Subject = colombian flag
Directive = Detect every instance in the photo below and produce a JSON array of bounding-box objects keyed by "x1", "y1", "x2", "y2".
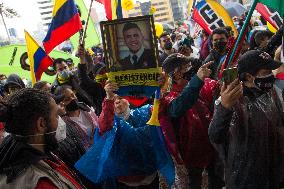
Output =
[
  {"x1": 43, "y1": 0, "x2": 82, "y2": 53},
  {"x1": 97, "y1": 0, "x2": 122, "y2": 20},
  {"x1": 24, "y1": 31, "x2": 53, "y2": 85}
]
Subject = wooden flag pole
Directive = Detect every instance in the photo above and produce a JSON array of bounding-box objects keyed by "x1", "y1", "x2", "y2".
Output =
[{"x1": 80, "y1": 0, "x2": 94, "y2": 45}]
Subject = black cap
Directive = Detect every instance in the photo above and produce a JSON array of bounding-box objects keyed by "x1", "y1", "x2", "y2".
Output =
[
  {"x1": 162, "y1": 53, "x2": 191, "y2": 74},
  {"x1": 237, "y1": 50, "x2": 281, "y2": 76}
]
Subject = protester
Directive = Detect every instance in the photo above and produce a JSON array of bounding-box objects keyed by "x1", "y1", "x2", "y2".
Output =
[
  {"x1": 52, "y1": 85, "x2": 101, "y2": 189},
  {"x1": 54, "y1": 85, "x2": 96, "y2": 150},
  {"x1": 0, "y1": 88, "x2": 85, "y2": 188},
  {"x1": 203, "y1": 28, "x2": 229, "y2": 80},
  {"x1": 160, "y1": 53, "x2": 223, "y2": 189},
  {"x1": 52, "y1": 57, "x2": 93, "y2": 109},
  {"x1": 159, "y1": 32, "x2": 176, "y2": 63},
  {"x1": 33, "y1": 81, "x2": 51, "y2": 92},
  {"x1": 261, "y1": 26, "x2": 283, "y2": 57},
  {"x1": 199, "y1": 30, "x2": 210, "y2": 61},
  {"x1": 3, "y1": 74, "x2": 25, "y2": 96},
  {"x1": 209, "y1": 50, "x2": 284, "y2": 188},
  {"x1": 75, "y1": 80, "x2": 175, "y2": 189},
  {"x1": 177, "y1": 40, "x2": 203, "y2": 81},
  {"x1": 77, "y1": 45, "x2": 106, "y2": 115}
]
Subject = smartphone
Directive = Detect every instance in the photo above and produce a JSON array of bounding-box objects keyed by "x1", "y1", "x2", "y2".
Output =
[{"x1": 223, "y1": 67, "x2": 238, "y2": 85}]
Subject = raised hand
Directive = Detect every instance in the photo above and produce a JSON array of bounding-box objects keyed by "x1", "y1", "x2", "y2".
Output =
[
  {"x1": 104, "y1": 80, "x2": 119, "y2": 100},
  {"x1": 220, "y1": 79, "x2": 243, "y2": 109},
  {"x1": 197, "y1": 61, "x2": 213, "y2": 81}
]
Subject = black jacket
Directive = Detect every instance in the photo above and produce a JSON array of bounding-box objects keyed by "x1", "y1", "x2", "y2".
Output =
[
  {"x1": 119, "y1": 49, "x2": 157, "y2": 70},
  {"x1": 262, "y1": 26, "x2": 283, "y2": 57},
  {"x1": 77, "y1": 64, "x2": 105, "y2": 115},
  {"x1": 209, "y1": 87, "x2": 284, "y2": 189}
]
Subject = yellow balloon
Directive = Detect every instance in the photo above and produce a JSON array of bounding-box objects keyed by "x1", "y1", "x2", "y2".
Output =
[
  {"x1": 154, "y1": 22, "x2": 163, "y2": 37},
  {"x1": 267, "y1": 22, "x2": 277, "y2": 33},
  {"x1": 121, "y1": 0, "x2": 134, "y2": 11},
  {"x1": 149, "y1": 6, "x2": 156, "y2": 14}
]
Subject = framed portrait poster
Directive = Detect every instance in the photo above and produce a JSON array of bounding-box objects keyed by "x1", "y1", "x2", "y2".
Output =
[{"x1": 100, "y1": 15, "x2": 161, "y2": 97}]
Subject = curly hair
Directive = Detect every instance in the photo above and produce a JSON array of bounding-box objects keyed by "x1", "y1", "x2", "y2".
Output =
[{"x1": 0, "y1": 88, "x2": 52, "y2": 136}]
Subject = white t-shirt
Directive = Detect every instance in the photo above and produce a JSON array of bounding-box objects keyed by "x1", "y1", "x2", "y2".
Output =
[{"x1": 70, "y1": 110, "x2": 93, "y2": 136}]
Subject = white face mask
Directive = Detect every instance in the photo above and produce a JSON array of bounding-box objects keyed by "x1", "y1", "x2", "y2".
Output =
[
  {"x1": 55, "y1": 116, "x2": 67, "y2": 142},
  {"x1": 15, "y1": 116, "x2": 67, "y2": 144}
]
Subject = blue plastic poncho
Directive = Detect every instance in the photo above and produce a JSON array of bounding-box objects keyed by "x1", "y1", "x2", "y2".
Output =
[{"x1": 75, "y1": 105, "x2": 175, "y2": 186}]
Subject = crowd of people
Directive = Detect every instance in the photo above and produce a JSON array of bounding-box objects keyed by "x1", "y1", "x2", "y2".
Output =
[{"x1": 0, "y1": 14, "x2": 284, "y2": 189}]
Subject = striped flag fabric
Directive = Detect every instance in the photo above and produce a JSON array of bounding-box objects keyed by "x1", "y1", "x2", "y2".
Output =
[
  {"x1": 24, "y1": 31, "x2": 53, "y2": 84},
  {"x1": 43, "y1": 0, "x2": 82, "y2": 53}
]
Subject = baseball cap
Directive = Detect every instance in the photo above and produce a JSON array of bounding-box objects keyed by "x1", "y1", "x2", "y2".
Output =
[
  {"x1": 162, "y1": 53, "x2": 192, "y2": 74},
  {"x1": 237, "y1": 50, "x2": 281, "y2": 76}
]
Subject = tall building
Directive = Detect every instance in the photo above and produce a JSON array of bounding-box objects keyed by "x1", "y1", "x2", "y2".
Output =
[
  {"x1": 169, "y1": 0, "x2": 184, "y2": 22},
  {"x1": 151, "y1": 0, "x2": 174, "y2": 24},
  {"x1": 123, "y1": 1, "x2": 143, "y2": 18},
  {"x1": 8, "y1": 28, "x2": 17, "y2": 38},
  {"x1": 37, "y1": 0, "x2": 53, "y2": 31},
  {"x1": 123, "y1": 0, "x2": 174, "y2": 25}
]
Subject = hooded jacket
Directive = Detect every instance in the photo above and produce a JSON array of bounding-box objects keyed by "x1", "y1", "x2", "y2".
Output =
[
  {"x1": 209, "y1": 87, "x2": 284, "y2": 189},
  {"x1": 159, "y1": 76, "x2": 219, "y2": 168},
  {"x1": 3, "y1": 74, "x2": 25, "y2": 92}
]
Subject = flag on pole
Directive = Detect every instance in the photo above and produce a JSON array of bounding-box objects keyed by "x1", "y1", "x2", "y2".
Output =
[
  {"x1": 97, "y1": 0, "x2": 122, "y2": 20},
  {"x1": 192, "y1": 0, "x2": 238, "y2": 37},
  {"x1": 43, "y1": 0, "x2": 82, "y2": 53},
  {"x1": 24, "y1": 31, "x2": 53, "y2": 85},
  {"x1": 258, "y1": 0, "x2": 284, "y2": 16},
  {"x1": 256, "y1": 3, "x2": 283, "y2": 30},
  {"x1": 187, "y1": 0, "x2": 196, "y2": 17}
]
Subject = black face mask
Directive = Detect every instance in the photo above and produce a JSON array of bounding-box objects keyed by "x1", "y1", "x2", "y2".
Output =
[
  {"x1": 164, "y1": 42, "x2": 173, "y2": 50},
  {"x1": 214, "y1": 41, "x2": 227, "y2": 53},
  {"x1": 66, "y1": 99, "x2": 80, "y2": 112},
  {"x1": 254, "y1": 74, "x2": 275, "y2": 92}
]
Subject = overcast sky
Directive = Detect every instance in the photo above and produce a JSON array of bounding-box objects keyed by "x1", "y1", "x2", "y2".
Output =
[
  {"x1": 0, "y1": 0, "x2": 108, "y2": 39},
  {"x1": 0, "y1": 0, "x2": 148, "y2": 39}
]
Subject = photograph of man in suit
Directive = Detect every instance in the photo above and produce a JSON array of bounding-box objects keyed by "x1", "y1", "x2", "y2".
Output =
[{"x1": 119, "y1": 22, "x2": 157, "y2": 70}]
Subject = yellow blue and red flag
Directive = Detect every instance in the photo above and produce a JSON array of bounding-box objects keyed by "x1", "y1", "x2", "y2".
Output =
[
  {"x1": 43, "y1": 0, "x2": 82, "y2": 53},
  {"x1": 97, "y1": 0, "x2": 122, "y2": 20},
  {"x1": 24, "y1": 31, "x2": 53, "y2": 85}
]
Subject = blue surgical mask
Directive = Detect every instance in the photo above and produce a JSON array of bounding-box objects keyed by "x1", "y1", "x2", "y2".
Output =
[{"x1": 58, "y1": 70, "x2": 71, "y2": 84}]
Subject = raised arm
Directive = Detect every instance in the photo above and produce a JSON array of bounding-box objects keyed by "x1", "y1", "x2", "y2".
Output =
[
  {"x1": 168, "y1": 61, "x2": 213, "y2": 118},
  {"x1": 98, "y1": 81, "x2": 118, "y2": 135},
  {"x1": 209, "y1": 79, "x2": 242, "y2": 144}
]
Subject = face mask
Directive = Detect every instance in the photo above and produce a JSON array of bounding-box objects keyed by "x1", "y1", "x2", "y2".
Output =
[
  {"x1": 164, "y1": 41, "x2": 173, "y2": 50},
  {"x1": 58, "y1": 70, "x2": 71, "y2": 84},
  {"x1": 65, "y1": 99, "x2": 79, "y2": 112},
  {"x1": 15, "y1": 116, "x2": 66, "y2": 146},
  {"x1": 55, "y1": 116, "x2": 67, "y2": 142},
  {"x1": 254, "y1": 73, "x2": 275, "y2": 92},
  {"x1": 115, "y1": 107, "x2": 131, "y2": 120},
  {"x1": 234, "y1": 22, "x2": 239, "y2": 27},
  {"x1": 214, "y1": 41, "x2": 227, "y2": 53}
]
